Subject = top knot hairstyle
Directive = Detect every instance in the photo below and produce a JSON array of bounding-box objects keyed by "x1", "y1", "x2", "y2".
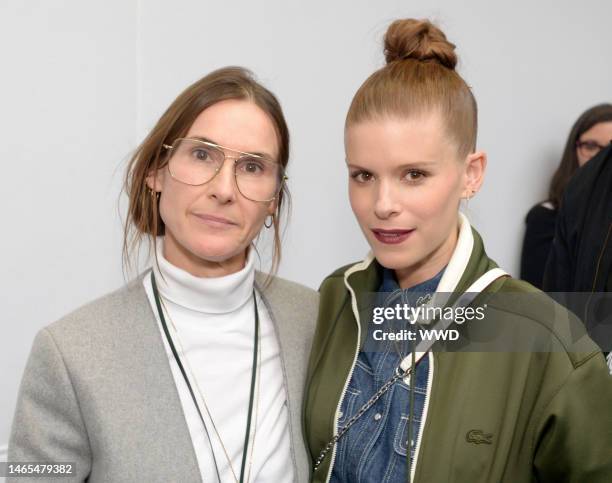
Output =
[
  {"x1": 347, "y1": 18, "x2": 477, "y2": 158},
  {"x1": 383, "y1": 19, "x2": 458, "y2": 69}
]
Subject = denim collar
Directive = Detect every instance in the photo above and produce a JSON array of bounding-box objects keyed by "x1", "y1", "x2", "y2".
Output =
[{"x1": 379, "y1": 266, "x2": 445, "y2": 294}]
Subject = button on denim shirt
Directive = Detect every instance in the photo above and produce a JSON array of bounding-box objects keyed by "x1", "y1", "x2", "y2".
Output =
[{"x1": 330, "y1": 267, "x2": 444, "y2": 483}]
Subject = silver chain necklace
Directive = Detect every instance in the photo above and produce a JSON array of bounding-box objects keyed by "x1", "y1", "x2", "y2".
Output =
[
  {"x1": 314, "y1": 289, "x2": 434, "y2": 471},
  {"x1": 313, "y1": 363, "x2": 412, "y2": 470}
]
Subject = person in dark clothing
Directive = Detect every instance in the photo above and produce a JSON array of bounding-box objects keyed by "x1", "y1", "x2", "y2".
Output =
[
  {"x1": 543, "y1": 142, "x2": 612, "y2": 293},
  {"x1": 521, "y1": 104, "x2": 612, "y2": 288},
  {"x1": 543, "y1": 143, "x2": 612, "y2": 369},
  {"x1": 520, "y1": 201, "x2": 557, "y2": 288}
]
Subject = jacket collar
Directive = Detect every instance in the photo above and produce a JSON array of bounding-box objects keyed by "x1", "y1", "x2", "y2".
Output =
[{"x1": 344, "y1": 213, "x2": 498, "y2": 311}]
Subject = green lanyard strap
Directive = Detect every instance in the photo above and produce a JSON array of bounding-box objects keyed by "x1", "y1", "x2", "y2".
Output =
[{"x1": 151, "y1": 272, "x2": 259, "y2": 483}]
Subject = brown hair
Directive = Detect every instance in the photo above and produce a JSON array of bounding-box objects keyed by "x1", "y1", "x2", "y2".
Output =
[
  {"x1": 122, "y1": 66, "x2": 291, "y2": 276},
  {"x1": 548, "y1": 103, "x2": 612, "y2": 209},
  {"x1": 346, "y1": 19, "x2": 477, "y2": 158}
]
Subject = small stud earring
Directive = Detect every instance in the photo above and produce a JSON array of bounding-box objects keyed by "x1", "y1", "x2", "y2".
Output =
[{"x1": 463, "y1": 190, "x2": 475, "y2": 211}]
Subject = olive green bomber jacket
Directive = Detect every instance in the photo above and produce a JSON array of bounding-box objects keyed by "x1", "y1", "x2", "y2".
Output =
[{"x1": 303, "y1": 215, "x2": 612, "y2": 483}]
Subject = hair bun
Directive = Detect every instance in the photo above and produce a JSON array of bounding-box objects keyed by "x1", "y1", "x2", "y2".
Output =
[{"x1": 384, "y1": 19, "x2": 457, "y2": 70}]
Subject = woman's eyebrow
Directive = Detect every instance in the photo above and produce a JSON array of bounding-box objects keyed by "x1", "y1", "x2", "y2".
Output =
[
  {"x1": 346, "y1": 160, "x2": 438, "y2": 169},
  {"x1": 395, "y1": 161, "x2": 438, "y2": 169},
  {"x1": 189, "y1": 135, "x2": 217, "y2": 144}
]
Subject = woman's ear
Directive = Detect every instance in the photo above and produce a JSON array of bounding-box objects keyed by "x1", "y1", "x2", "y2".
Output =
[
  {"x1": 267, "y1": 198, "x2": 278, "y2": 216},
  {"x1": 145, "y1": 168, "x2": 164, "y2": 193},
  {"x1": 463, "y1": 150, "x2": 487, "y2": 198}
]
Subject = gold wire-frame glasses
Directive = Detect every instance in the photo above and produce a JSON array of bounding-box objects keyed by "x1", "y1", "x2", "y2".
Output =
[{"x1": 161, "y1": 137, "x2": 288, "y2": 202}]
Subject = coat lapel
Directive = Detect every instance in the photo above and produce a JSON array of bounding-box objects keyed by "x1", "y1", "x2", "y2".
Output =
[{"x1": 119, "y1": 275, "x2": 203, "y2": 482}]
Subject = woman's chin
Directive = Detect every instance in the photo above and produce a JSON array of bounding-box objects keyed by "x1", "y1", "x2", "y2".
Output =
[
  {"x1": 373, "y1": 250, "x2": 420, "y2": 272},
  {"x1": 189, "y1": 242, "x2": 246, "y2": 265}
]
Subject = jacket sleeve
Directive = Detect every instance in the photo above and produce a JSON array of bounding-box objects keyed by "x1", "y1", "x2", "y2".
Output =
[
  {"x1": 7, "y1": 328, "x2": 91, "y2": 482},
  {"x1": 542, "y1": 200, "x2": 575, "y2": 292},
  {"x1": 520, "y1": 205, "x2": 556, "y2": 289},
  {"x1": 533, "y1": 351, "x2": 612, "y2": 482}
]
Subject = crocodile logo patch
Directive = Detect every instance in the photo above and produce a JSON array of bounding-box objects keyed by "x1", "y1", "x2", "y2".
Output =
[{"x1": 466, "y1": 429, "x2": 493, "y2": 445}]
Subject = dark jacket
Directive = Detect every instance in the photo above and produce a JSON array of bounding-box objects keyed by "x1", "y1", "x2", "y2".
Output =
[
  {"x1": 520, "y1": 202, "x2": 557, "y2": 289},
  {"x1": 543, "y1": 143, "x2": 612, "y2": 293}
]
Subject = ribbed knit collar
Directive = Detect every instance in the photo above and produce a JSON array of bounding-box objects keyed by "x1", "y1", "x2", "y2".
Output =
[{"x1": 152, "y1": 238, "x2": 255, "y2": 314}]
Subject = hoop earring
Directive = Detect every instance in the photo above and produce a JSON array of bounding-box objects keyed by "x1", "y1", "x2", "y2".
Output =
[
  {"x1": 150, "y1": 188, "x2": 160, "y2": 200},
  {"x1": 264, "y1": 215, "x2": 274, "y2": 229}
]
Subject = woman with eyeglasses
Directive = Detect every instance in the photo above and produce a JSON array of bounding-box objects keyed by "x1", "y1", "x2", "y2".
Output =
[
  {"x1": 520, "y1": 103, "x2": 612, "y2": 289},
  {"x1": 8, "y1": 67, "x2": 317, "y2": 483},
  {"x1": 303, "y1": 19, "x2": 612, "y2": 483}
]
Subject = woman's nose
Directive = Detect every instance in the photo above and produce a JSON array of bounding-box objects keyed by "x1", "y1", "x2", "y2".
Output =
[
  {"x1": 374, "y1": 180, "x2": 400, "y2": 219},
  {"x1": 207, "y1": 158, "x2": 237, "y2": 203}
]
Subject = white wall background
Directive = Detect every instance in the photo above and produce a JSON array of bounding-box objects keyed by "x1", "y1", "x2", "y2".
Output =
[{"x1": 1, "y1": 0, "x2": 611, "y2": 457}]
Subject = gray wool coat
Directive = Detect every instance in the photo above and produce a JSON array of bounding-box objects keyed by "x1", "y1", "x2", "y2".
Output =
[{"x1": 8, "y1": 271, "x2": 318, "y2": 483}]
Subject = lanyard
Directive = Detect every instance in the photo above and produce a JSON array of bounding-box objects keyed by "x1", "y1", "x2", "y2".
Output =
[{"x1": 151, "y1": 272, "x2": 259, "y2": 483}]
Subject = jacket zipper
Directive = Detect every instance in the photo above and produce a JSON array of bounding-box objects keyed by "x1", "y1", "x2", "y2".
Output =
[
  {"x1": 408, "y1": 268, "x2": 508, "y2": 481},
  {"x1": 409, "y1": 351, "x2": 434, "y2": 483},
  {"x1": 590, "y1": 222, "x2": 612, "y2": 292},
  {"x1": 324, "y1": 277, "x2": 363, "y2": 483}
]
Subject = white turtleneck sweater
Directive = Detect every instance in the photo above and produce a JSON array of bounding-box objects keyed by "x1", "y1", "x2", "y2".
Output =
[{"x1": 143, "y1": 241, "x2": 293, "y2": 483}]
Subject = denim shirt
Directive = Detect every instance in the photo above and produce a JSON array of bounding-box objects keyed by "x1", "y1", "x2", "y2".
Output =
[{"x1": 330, "y1": 267, "x2": 444, "y2": 483}]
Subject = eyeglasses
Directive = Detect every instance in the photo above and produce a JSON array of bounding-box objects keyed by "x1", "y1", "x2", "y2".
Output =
[
  {"x1": 162, "y1": 138, "x2": 287, "y2": 202},
  {"x1": 576, "y1": 139, "x2": 609, "y2": 159}
]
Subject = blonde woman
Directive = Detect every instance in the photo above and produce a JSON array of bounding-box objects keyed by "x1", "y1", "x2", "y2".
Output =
[{"x1": 304, "y1": 19, "x2": 612, "y2": 483}]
